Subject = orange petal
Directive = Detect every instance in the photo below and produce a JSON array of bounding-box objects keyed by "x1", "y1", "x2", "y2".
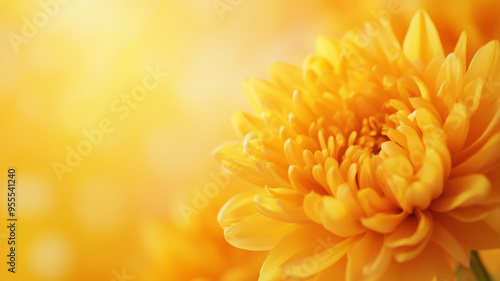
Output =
[
  {"x1": 213, "y1": 142, "x2": 268, "y2": 185},
  {"x1": 386, "y1": 209, "x2": 432, "y2": 248},
  {"x1": 403, "y1": 10, "x2": 444, "y2": 65},
  {"x1": 244, "y1": 78, "x2": 291, "y2": 113},
  {"x1": 443, "y1": 103, "x2": 469, "y2": 153},
  {"x1": 218, "y1": 190, "x2": 258, "y2": 228},
  {"x1": 224, "y1": 212, "x2": 297, "y2": 251},
  {"x1": 282, "y1": 236, "x2": 354, "y2": 279},
  {"x1": 319, "y1": 196, "x2": 366, "y2": 237},
  {"x1": 380, "y1": 242, "x2": 454, "y2": 281},
  {"x1": 357, "y1": 188, "x2": 396, "y2": 217},
  {"x1": 431, "y1": 174, "x2": 491, "y2": 212},
  {"x1": 313, "y1": 257, "x2": 347, "y2": 281},
  {"x1": 431, "y1": 222, "x2": 470, "y2": 266},
  {"x1": 434, "y1": 213, "x2": 500, "y2": 250},
  {"x1": 231, "y1": 110, "x2": 265, "y2": 138},
  {"x1": 451, "y1": 132, "x2": 500, "y2": 177},
  {"x1": 315, "y1": 36, "x2": 343, "y2": 71},
  {"x1": 361, "y1": 211, "x2": 408, "y2": 234},
  {"x1": 453, "y1": 31, "x2": 467, "y2": 72},
  {"x1": 303, "y1": 191, "x2": 322, "y2": 224},
  {"x1": 269, "y1": 61, "x2": 304, "y2": 94},
  {"x1": 346, "y1": 232, "x2": 392, "y2": 281},
  {"x1": 259, "y1": 225, "x2": 334, "y2": 281},
  {"x1": 464, "y1": 40, "x2": 499, "y2": 84},
  {"x1": 446, "y1": 205, "x2": 493, "y2": 222},
  {"x1": 254, "y1": 190, "x2": 309, "y2": 223}
]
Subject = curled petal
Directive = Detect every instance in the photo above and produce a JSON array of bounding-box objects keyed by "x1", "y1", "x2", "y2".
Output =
[
  {"x1": 282, "y1": 236, "x2": 354, "y2": 279},
  {"x1": 224, "y1": 212, "x2": 297, "y2": 251},
  {"x1": 259, "y1": 225, "x2": 337, "y2": 281},
  {"x1": 346, "y1": 232, "x2": 393, "y2": 281},
  {"x1": 319, "y1": 196, "x2": 366, "y2": 237},
  {"x1": 386, "y1": 209, "x2": 432, "y2": 248},
  {"x1": 361, "y1": 211, "x2": 408, "y2": 234},
  {"x1": 434, "y1": 213, "x2": 500, "y2": 250},
  {"x1": 451, "y1": 132, "x2": 500, "y2": 176},
  {"x1": 218, "y1": 190, "x2": 258, "y2": 228},
  {"x1": 431, "y1": 174, "x2": 491, "y2": 212},
  {"x1": 254, "y1": 189, "x2": 310, "y2": 223}
]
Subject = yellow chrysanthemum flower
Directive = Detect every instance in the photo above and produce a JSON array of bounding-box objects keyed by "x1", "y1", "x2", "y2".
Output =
[{"x1": 214, "y1": 9, "x2": 500, "y2": 281}]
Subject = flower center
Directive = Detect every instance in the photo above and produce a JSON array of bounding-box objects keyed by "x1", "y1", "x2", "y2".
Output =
[{"x1": 340, "y1": 115, "x2": 390, "y2": 163}]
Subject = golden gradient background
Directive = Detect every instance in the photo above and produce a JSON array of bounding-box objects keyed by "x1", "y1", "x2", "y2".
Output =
[{"x1": 0, "y1": 1, "x2": 499, "y2": 280}]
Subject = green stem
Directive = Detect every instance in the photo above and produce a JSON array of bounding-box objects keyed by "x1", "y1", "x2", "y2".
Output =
[{"x1": 470, "y1": 250, "x2": 492, "y2": 281}]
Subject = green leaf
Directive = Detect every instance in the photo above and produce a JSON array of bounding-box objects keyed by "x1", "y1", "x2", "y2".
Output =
[{"x1": 470, "y1": 250, "x2": 492, "y2": 281}]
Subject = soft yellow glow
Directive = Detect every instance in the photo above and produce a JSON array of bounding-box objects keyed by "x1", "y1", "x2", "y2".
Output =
[{"x1": 0, "y1": 0, "x2": 498, "y2": 280}]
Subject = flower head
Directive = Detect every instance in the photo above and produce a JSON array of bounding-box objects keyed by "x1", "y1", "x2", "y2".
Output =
[{"x1": 215, "y1": 10, "x2": 500, "y2": 281}]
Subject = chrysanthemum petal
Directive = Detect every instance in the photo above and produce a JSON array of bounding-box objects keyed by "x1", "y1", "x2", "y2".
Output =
[
  {"x1": 421, "y1": 126, "x2": 451, "y2": 179},
  {"x1": 436, "y1": 54, "x2": 464, "y2": 100},
  {"x1": 431, "y1": 222, "x2": 469, "y2": 266},
  {"x1": 386, "y1": 209, "x2": 432, "y2": 248},
  {"x1": 289, "y1": 164, "x2": 324, "y2": 195},
  {"x1": 223, "y1": 212, "x2": 297, "y2": 251},
  {"x1": 403, "y1": 181, "x2": 432, "y2": 211},
  {"x1": 244, "y1": 78, "x2": 292, "y2": 113},
  {"x1": 484, "y1": 166, "x2": 500, "y2": 205},
  {"x1": 458, "y1": 99, "x2": 500, "y2": 162},
  {"x1": 293, "y1": 90, "x2": 316, "y2": 124},
  {"x1": 431, "y1": 174, "x2": 491, "y2": 212},
  {"x1": 392, "y1": 235, "x2": 431, "y2": 263},
  {"x1": 303, "y1": 191, "x2": 323, "y2": 224},
  {"x1": 218, "y1": 190, "x2": 258, "y2": 228},
  {"x1": 453, "y1": 31, "x2": 467, "y2": 72},
  {"x1": 464, "y1": 40, "x2": 500, "y2": 84},
  {"x1": 282, "y1": 236, "x2": 353, "y2": 279},
  {"x1": 254, "y1": 189, "x2": 309, "y2": 223},
  {"x1": 361, "y1": 211, "x2": 408, "y2": 234},
  {"x1": 231, "y1": 111, "x2": 266, "y2": 138},
  {"x1": 443, "y1": 102, "x2": 469, "y2": 152},
  {"x1": 434, "y1": 213, "x2": 500, "y2": 250},
  {"x1": 313, "y1": 257, "x2": 347, "y2": 281},
  {"x1": 357, "y1": 188, "x2": 396, "y2": 217},
  {"x1": 259, "y1": 225, "x2": 336, "y2": 281},
  {"x1": 403, "y1": 10, "x2": 444, "y2": 65},
  {"x1": 357, "y1": 157, "x2": 381, "y2": 192},
  {"x1": 320, "y1": 195, "x2": 366, "y2": 237},
  {"x1": 380, "y1": 243, "x2": 455, "y2": 281},
  {"x1": 411, "y1": 99, "x2": 442, "y2": 126},
  {"x1": 461, "y1": 78, "x2": 484, "y2": 115},
  {"x1": 346, "y1": 232, "x2": 392, "y2": 281},
  {"x1": 213, "y1": 142, "x2": 269, "y2": 185},
  {"x1": 315, "y1": 36, "x2": 343, "y2": 72},
  {"x1": 451, "y1": 132, "x2": 500, "y2": 176},
  {"x1": 269, "y1": 61, "x2": 304, "y2": 94},
  {"x1": 446, "y1": 205, "x2": 493, "y2": 222},
  {"x1": 411, "y1": 148, "x2": 445, "y2": 203}
]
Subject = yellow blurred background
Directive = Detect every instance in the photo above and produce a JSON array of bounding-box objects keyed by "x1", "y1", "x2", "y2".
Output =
[{"x1": 0, "y1": 0, "x2": 498, "y2": 280}]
